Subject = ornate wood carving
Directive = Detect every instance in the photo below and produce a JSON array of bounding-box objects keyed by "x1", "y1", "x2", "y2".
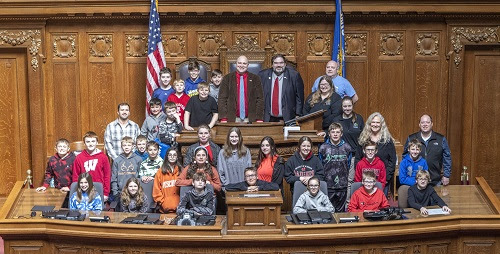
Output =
[
  {"x1": 380, "y1": 33, "x2": 404, "y2": 56},
  {"x1": 307, "y1": 33, "x2": 331, "y2": 56},
  {"x1": 0, "y1": 30, "x2": 41, "y2": 71},
  {"x1": 381, "y1": 247, "x2": 407, "y2": 254},
  {"x1": 163, "y1": 33, "x2": 186, "y2": 57},
  {"x1": 125, "y1": 35, "x2": 147, "y2": 57},
  {"x1": 450, "y1": 26, "x2": 499, "y2": 67},
  {"x1": 53, "y1": 35, "x2": 76, "y2": 58},
  {"x1": 416, "y1": 33, "x2": 439, "y2": 56},
  {"x1": 345, "y1": 33, "x2": 367, "y2": 56},
  {"x1": 232, "y1": 34, "x2": 261, "y2": 51},
  {"x1": 426, "y1": 243, "x2": 449, "y2": 254},
  {"x1": 198, "y1": 32, "x2": 222, "y2": 57},
  {"x1": 89, "y1": 35, "x2": 112, "y2": 57},
  {"x1": 413, "y1": 245, "x2": 421, "y2": 254},
  {"x1": 270, "y1": 33, "x2": 295, "y2": 56},
  {"x1": 463, "y1": 241, "x2": 495, "y2": 254},
  {"x1": 54, "y1": 244, "x2": 81, "y2": 253}
]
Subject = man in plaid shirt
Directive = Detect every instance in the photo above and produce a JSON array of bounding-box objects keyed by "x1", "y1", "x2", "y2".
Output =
[{"x1": 104, "y1": 103, "x2": 141, "y2": 160}]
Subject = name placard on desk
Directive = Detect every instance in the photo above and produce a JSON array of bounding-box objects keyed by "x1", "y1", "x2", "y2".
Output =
[{"x1": 239, "y1": 193, "x2": 274, "y2": 198}]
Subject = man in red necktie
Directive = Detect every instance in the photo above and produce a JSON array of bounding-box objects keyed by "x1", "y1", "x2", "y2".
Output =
[
  {"x1": 218, "y1": 55, "x2": 264, "y2": 123},
  {"x1": 258, "y1": 54, "x2": 304, "y2": 123}
]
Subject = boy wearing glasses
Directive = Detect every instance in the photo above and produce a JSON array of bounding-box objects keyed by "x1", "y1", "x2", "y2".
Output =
[
  {"x1": 225, "y1": 167, "x2": 279, "y2": 192},
  {"x1": 354, "y1": 141, "x2": 386, "y2": 188},
  {"x1": 408, "y1": 170, "x2": 451, "y2": 215},
  {"x1": 293, "y1": 177, "x2": 334, "y2": 214},
  {"x1": 347, "y1": 171, "x2": 389, "y2": 212}
]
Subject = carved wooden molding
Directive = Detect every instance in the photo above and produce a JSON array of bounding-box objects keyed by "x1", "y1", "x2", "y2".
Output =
[
  {"x1": 0, "y1": 30, "x2": 41, "y2": 71},
  {"x1": 198, "y1": 33, "x2": 222, "y2": 57},
  {"x1": 416, "y1": 33, "x2": 439, "y2": 56},
  {"x1": 53, "y1": 35, "x2": 76, "y2": 58},
  {"x1": 125, "y1": 35, "x2": 147, "y2": 57},
  {"x1": 232, "y1": 34, "x2": 260, "y2": 51},
  {"x1": 450, "y1": 26, "x2": 499, "y2": 67},
  {"x1": 380, "y1": 32, "x2": 404, "y2": 56},
  {"x1": 163, "y1": 33, "x2": 186, "y2": 58},
  {"x1": 270, "y1": 33, "x2": 295, "y2": 56},
  {"x1": 89, "y1": 35, "x2": 112, "y2": 57},
  {"x1": 413, "y1": 245, "x2": 421, "y2": 254},
  {"x1": 345, "y1": 33, "x2": 367, "y2": 56},
  {"x1": 307, "y1": 33, "x2": 331, "y2": 56}
]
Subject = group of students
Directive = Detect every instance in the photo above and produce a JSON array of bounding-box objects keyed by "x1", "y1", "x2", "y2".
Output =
[
  {"x1": 34, "y1": 59, "x2": 452, "y2": 216},
  {"x1": 149, "y1": 61, "x2": 222, "y2": 133},
  {"x1": 37, "y1": 122, "x2": 451, "y2": 217}
]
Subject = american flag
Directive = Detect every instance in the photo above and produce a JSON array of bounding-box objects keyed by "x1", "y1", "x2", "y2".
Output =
[{"x1": 146, "y1": 0, "x2": 166, "y2": 115}]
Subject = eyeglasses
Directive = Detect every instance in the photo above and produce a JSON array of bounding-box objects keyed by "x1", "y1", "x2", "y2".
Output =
[
  {"x1": 308, "y1": 184, "x2": 320, "y2": 188},
  {"x1": 245, "y1": 174, "x2": 257, "y2": 179}
]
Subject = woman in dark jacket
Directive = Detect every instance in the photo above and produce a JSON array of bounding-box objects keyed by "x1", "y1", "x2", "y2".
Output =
[{"x1": 303, "y1": 75, "x2": 342, "y2": 130}]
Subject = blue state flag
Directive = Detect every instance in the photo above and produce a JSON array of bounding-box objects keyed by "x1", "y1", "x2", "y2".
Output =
[{"x1": 332, "y1": 0, "x2": 345, "y2": 77}]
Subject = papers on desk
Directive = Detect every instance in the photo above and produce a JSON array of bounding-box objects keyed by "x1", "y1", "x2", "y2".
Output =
[
  {"x1": 427, "y1": 208, "x2": 450, "y2": 215},
  {"x1": 240, "y1": 193, "x2": 273, "y2": 198}
]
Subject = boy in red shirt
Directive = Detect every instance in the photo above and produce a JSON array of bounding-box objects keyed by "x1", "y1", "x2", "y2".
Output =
[
  {"x1": 354, "y1": 141, "x2": 386, "y2": 188},
  {"x1": 167, "y1": 79, "x2": 190, "y2": 123},
  {"x1": 72, "y1": 131, "x2": 111, "y2": 201},
  {"x1": 348, "y1": 171, "x2": 389, "y2": 212},
  {"x1": 36, "y1": 138, "x2": 76, "y2": 193}
]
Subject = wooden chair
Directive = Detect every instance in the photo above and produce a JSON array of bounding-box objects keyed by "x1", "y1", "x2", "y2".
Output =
[
  {"x1": 219, "y1": 35, "x2": 273, "y2": 75},
  {"x1": 175, "y1": 57, "x2": 212, "y2": 82},
  {"x1": 397, "y1": 185, "x2": 410, "y2": 208}
]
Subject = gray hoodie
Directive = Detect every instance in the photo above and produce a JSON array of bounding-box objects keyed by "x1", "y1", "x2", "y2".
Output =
[
  {"x1": 111, "y1": 153, "x2": 143, "y2": 198},
  {"x1": 141, "y1": 112, "x2": 167, "y2": 141},
  {"x1": 293, "y1": 190, "x2": 334, "y2": 214}
]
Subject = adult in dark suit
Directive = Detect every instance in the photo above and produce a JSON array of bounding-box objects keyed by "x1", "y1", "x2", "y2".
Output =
[
  {"x1": 259, "y1": 54, "x2": 305, "y2": 122},
  {"x1": 218, "y1": 55, "x2": 264, "y2": 123}
]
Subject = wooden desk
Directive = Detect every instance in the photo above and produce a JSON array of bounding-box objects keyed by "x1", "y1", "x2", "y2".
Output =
[
  {"x1": 1, "y1": 179, "x2": 499, "y2": 253},
  {"x1": 225, "y1": 191, "x2": 283, "y2": 234}
]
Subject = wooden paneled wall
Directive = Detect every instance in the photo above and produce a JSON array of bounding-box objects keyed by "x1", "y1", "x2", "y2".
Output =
[
  {"x1": 44, "y1": 19, "x2": 449, "y2": 146},
  {"x1": 0, "y1": 0, "x2": 498, "y2": 192}
]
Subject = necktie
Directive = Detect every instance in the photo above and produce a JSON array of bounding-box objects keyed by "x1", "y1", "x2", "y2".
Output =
[
  {"x1": 272, "y1": 77, "x2": 279, "y2": 116},
  {"x1": 239, "y1": 75, "x2": 245, "y2": 120}
]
